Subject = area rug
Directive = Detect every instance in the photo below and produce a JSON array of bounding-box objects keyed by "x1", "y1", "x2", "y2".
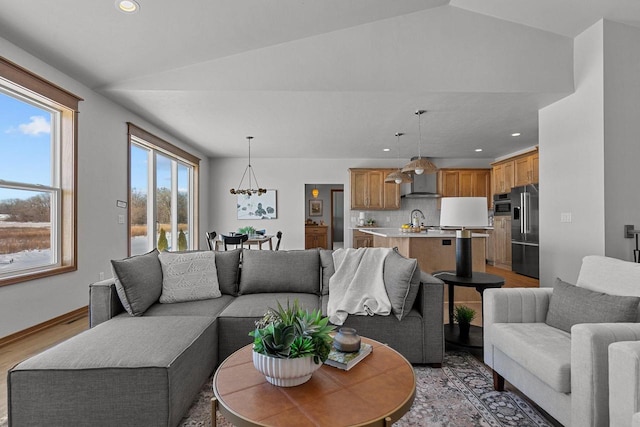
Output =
[{"x1": 179, "y1": 351, "x2": 555, "y2": 427}]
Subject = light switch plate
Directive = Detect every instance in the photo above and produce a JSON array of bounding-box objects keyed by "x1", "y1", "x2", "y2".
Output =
[{"x1": 560, "y1": 212, "x2": 572, "y2": 223}]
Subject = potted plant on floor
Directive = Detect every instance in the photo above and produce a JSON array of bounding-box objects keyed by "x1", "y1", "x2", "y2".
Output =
[
  {"x1": 249, "y1": 300, "x2": 335, "y2": 387},
  {"x1": 453, "y1": 304, "x2": 476, "y2": 338}
]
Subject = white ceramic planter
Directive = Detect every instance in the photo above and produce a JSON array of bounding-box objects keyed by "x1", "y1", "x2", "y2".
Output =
[{"x1": 252, "y1": 351, "x2": 322, "y2": 387}]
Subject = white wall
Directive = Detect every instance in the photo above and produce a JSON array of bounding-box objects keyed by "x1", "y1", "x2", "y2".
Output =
[
  {"x1": 539, "y1": 20, "x2": 640, "y2": 287},
  {"x1": 539, "y1": 21, "x2": 605, "y2": 286},
  {"x1": 603, "y1": 21, "x2": 640, "y2": 261},
  {"x1": 0, "y1": 38, "x2": 210, "y2": 338}
]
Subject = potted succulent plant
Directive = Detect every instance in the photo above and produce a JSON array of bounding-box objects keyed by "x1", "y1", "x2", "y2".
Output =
[
  {"x1": 453, "y1": 304, "x2": 476, "y2": 338},
  {"x1": 249, "y1": 300, "x2": 335, "y2": 387}
]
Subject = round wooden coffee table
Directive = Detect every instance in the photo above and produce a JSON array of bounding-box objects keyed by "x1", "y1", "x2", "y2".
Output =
[{"x1": 212, "y1": 337, "x2": 416, "y2": 426}]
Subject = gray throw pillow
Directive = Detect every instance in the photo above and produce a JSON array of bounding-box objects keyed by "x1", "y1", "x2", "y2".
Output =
[
  {"x1": 383, "y1": 248, "x2": 420, "y2": 321},
  {"x1": 319, "y1": 249, "x2": 335, "y2": 296},
  {"x1": 239, "y1": 249, "x2": 321, "y2": 295},
  {"x1": 158, "y1": 251, "x2": 221, "y2": 303},
  {"x1": 111, "y1": 249, "x2": 163, "y2": 316},
  {"x1": 215, "y1": 249, "x2": 241, "y2": 295},
  {"x1": 545, "y1": 278, "x2": 640, "y2": 333}
]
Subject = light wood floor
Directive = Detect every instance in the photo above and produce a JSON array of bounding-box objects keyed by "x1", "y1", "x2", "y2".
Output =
[
  {"x1": 0, "y1": 314, "x2": 89, "y2": 420},
  {"x1": 0, "y1": 264, "x2": 537, "y2": 422}
]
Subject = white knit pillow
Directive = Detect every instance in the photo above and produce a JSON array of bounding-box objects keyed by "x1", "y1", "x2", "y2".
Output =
[{"x1": 158, "y1": 251, "x2": 221, "y2": 303}]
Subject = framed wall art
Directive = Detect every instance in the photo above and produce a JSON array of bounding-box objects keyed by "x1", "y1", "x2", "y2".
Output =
[
  {"x1": 309, "y1": 199, "x2": 323, "y2": 216},
  {"x1": 237, "y1": 190, "x2": 277, "y2": 220}
]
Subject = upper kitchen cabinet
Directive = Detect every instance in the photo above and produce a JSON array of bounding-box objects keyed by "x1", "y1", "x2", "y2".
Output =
[
  {"x1": 349, "y1": 168, "x2": 400, "y2": 210},
  {"x1": 437, "y1": 168, "x2": 491, "y2": 207},
  {"x1": 492, "y1": 160, "x2": 514, "y2": 195},
  {"x1": 513, "y1": 149, "x2": 539, "y2": 187},
  {"x1": 492, "y1": 148, "x2": 538, "y2": 195}
]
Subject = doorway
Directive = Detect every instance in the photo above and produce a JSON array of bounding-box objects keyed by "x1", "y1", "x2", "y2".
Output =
[
  {"x1": 331, "y1": 189, "x2": 344, "y2": 249},
  {"x1": 304, "y1": 184, "x2": 344, "y2": 249}
]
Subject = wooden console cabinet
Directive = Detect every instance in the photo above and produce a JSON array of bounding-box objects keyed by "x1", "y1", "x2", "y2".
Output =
[{"x1": 305, "y1": 225, "x2": 329, "y2": 249}]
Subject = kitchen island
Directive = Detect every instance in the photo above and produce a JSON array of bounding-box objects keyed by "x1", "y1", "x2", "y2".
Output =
[{"x1": 358, "y1": 228, "x2": 488, "y2": 303}]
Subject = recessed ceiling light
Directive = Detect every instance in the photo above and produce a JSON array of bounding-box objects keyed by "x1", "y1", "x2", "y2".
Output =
[
  {"x1": 475, "y1": 148, "x2": 483, "y2": 152},
  {"x1": 511, "y1": 132, "x2": 521, "y2": 137},
  {"x1": 383, "y1": 148, "x2": 391, "y2": 152},
  {"x1": 116, "y1": 0, "x2": 140, "y2": 13}
]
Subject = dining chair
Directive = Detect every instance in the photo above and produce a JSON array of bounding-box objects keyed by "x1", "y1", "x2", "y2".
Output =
[
  {"x1": 205, "y1": 231, "x2": 217, "y2": 251},
  {"x1": 222, "y1": 234, "x2": 248, "y2": 250},
  {"x1": 275, "y1": 231, "x2": 283, "y2": 251}
]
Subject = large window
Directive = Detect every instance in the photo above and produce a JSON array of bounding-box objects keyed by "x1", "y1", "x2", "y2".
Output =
[
  {"x1": 0, "y1": 57, "x2": 80, "y2": 286},
  {"x1": 128, "y1": 123, "x2": 199, "y2": 255}
]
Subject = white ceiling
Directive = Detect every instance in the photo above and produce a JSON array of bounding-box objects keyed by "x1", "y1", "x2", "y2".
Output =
[{"x1": 0, "y1": 1, "x2": 638, "y2": 159}]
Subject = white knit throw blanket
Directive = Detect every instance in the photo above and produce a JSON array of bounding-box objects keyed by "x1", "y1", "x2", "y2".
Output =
[{"x1": 327, "y1": 247, "x2": 392, "y2": 325}]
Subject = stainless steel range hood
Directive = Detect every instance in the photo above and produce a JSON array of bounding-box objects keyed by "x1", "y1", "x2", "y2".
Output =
[{"x1": 401, "y1": 171, "x2": 441, "y2": 198}]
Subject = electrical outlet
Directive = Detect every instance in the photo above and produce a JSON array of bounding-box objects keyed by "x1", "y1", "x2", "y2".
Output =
[
  {"x1": 99, "y1": 272, "x2": 104, "y2": 280},
  {"x1": 118, "y1": 214, "x2": 125, "y2": 224},
  {"x1": 560, "y1": 212, "x2": 572, "y2": 223},
  {"x1": 386, "y1": 217, "x2": 390, "y2": 222}
]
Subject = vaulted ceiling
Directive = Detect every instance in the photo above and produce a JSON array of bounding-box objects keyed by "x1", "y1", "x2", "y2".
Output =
[{"x1": 1, "y1": 1, "x2": 638, "y2": 159}]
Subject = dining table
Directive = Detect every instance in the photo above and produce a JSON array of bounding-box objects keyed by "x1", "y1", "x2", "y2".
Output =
[
  {"x1": 215, "y1": 234, "x2": 274, "y2": 250},
  {"x1": 245, "y1": 234, "x2": 274, "y2": 250}
]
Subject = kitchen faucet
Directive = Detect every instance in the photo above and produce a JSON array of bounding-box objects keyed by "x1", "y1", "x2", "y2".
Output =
[{"x1": 410, "y1": 209, "x2": 425, "y2": 227}]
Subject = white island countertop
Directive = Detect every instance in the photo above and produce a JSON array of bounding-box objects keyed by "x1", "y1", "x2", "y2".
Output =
[{"x1": 356, "y1": 228, "x2": 488, "y2": 238}]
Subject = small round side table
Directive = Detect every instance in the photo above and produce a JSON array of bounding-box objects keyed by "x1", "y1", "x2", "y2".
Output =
[{"x1": 433, "y1": 271, "x2": 505, "y2": 348}]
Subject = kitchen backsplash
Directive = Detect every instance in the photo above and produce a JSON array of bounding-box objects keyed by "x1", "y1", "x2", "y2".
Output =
[
  {"x1": 351, "y1": 198, "x2": 440, "y2": 227},
  {"x1": 351, "y1": 198, "x2": 492, "y2": 228}
]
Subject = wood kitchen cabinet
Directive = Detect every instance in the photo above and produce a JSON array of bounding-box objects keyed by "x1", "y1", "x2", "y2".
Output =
[
  {"x1": 349, "y1": 168, "x2": 400, "y2": 210},
  {"x1": 492, "y1": 160, "x2": 514, "y2": 195},
  {"x1": 493, "y1": 216, "x2": 512, "y2": 270},
  {"x1": 486, "y1": 229, "x2": 495, "y2": 264},
  {"x1": 353, "y1": 230, "x2": 373, "y2": 248},
  {"x1": 437, "y1": 168, "x2": 491, "y2": 207},
  {"x1": 514, "y1": 150, "x2": 539, "y2": 187},
  {"x1": 305, "y1": 225, "x2": 329, "y2": 249},
  {"x1": 491, "y1": 148, "x2": 538, "y2": 204}
]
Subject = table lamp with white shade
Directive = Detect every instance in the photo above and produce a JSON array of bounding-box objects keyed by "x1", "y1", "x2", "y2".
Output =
[{"x1": 439, "y1": 197, "x2": 488, "y2": 277}]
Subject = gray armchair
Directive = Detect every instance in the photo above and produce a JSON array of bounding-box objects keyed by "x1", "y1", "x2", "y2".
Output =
[
  {"x1": 609, "y1": 341, "x2": 640, "y2": 427},
  {"x1": 484, "y1": 255, "x2": 640, "y2": 426}
]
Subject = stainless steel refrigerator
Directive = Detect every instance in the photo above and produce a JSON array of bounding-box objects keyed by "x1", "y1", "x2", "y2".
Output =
[{"x1": 511, "y1": 184, "x2": 539, "y2": 278}]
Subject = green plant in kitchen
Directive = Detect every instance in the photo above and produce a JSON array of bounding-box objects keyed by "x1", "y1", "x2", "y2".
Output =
[
  {"x1": 250, "y1": 300, "x2": 335, "y2": 364},
  {"x1": 237, "y1": 225, "x2": 256, "y2": 235}
]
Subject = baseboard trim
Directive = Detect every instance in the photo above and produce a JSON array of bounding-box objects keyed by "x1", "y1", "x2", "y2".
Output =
[{"x1": 0, "y1": 306, "x2": 88, "y2": 348}]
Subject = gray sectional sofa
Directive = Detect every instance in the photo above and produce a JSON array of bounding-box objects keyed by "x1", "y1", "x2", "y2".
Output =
[{"x1": 8, "y1": 248, "x2": 444, "y2": 427}]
